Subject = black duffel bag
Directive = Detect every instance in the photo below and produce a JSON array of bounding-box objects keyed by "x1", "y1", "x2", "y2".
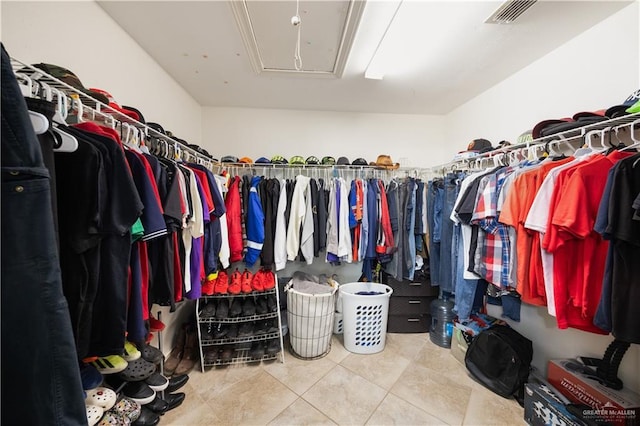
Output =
[{"x1": 465, "y1": 324, "x2": 533, "y2": 404}]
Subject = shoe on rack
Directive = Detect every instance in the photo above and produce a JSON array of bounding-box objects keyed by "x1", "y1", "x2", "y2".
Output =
[
  {"x1": 132, "y1": 407, "x2": 160, "y2": 426},
  {"x1": 163, "y1": 324, "x2": 186, "y2": 376},
  {"x1": 122, "y1": 381, "x2": 156, "y2": 405},
  {"x1": 199, "y1": 300, "x2": 216, "y2": 318},
  {"x1": 242, "y1": 297, "x2": 256, "y2": 316},
  {"x1": 144, "y1": 372, "x2": 168, "y2": 392},
  {"x1": 91, "y1": 355, "x2": 128, "y2": 375},
  {"x1": 212, "y1": 323, "x2": 229, "y2": 339},
  {"x1": 201, "y1": 272, "x2": 217, "y2": 296},
  {"x1": 110, "y1": 397, "x2": 141, "y2": 423},
  {"x1": 215, "y1": 299, "x2": 229, "y2": 319},
  {"x1": 229, "y1": 298, "x2": 243, "y2": 318},
  {"x1": 117, "y1": 358, "x2": 157, "y2": 382},
  {"x1": 214, "y1": 270, "x2": 229, "y2": 294},
  {"x1": 164, "y1": 392, "x2": 186, "y2": 412},
  {"x1": 254, "y1": 320, "x2": 269, "y2": 335},
  {"x1": 203, "y1": 347, "x2": 219, "y2": 365},
  {"x1": 238, "y1": 322, "x2": 254, "y2": 337},
  {"x1": 267, "y1": 294, "x2": 278, "y2": 312},
  {"x1": 140, "y1": 343, "x2": 164, "y2": 365},
  {"x1": 85, "y1": 387, "x2": 117, "y2": 410},
  {"x1": 251, "y1": 270, "x2": 265, "y2": 292},
  {"x1": 145, "y1": 395, "x2": 169, "y2": 414},
  {"x1": 219, "y1": 345, "x2": 235, "y2": 362},
  {"x1": 228, "y1": 269, "x2": 242, "y2": 294},
  {"x1": 249, "y1": 341, "x2": 266, "y2": 359},
  {"x1": 266, "y1": 339, "x2": 281, "y2": 355},
  {"x1": 241, "y1": 269, "x2": 253, "y2": 294},
  {"x1": 123, "y1": 341, "x2": 141, "y2": 362},
  {"x1": 255, "y1": 296, "x2": 268, "y2": 315},
  {"x1": 166, "y1": 374, "x2": 189, "y2": 394},
  {"x1": 262, "y1": 268, "x2": 276, "y2": 290},
  {"x1": 174, "y1": 326, "x2": 198, "y2": 376},
  {"x1": 148, "y1": 315, "x2": 165, "y2": 333},
  {"x1": 80, "y1": 363, "x2": 104, "y2": 391},
  {"x1": 266, "y1": 318, "x2": 279, "y2": 334},
  {"x1": 227, "y1": 323, "x2": 239, "y2": 339},
  {"x1": 86, "y1": 404, "x2": 104, "y2": 426},
  {"x1": 200, "y1": 323, "x2": 214, "y2": 341}
]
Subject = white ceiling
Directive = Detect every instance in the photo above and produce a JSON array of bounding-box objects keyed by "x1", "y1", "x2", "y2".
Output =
[{"x1": 98, "y1": 0, "x2": 631, "y2": 115}]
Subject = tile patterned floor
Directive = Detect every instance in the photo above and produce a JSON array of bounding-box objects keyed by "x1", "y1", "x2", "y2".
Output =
[{"x1": 162, "y1": 333, "x2": 525, "y2": 426}]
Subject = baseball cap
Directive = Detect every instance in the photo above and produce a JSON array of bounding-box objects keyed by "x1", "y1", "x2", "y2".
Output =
[
  {"x1": 517, "y1": 130, "x2": 533, "y2": 145},
  {"x1": 221, "y1": 155, "x2": 239, "y2": 163},
  {"x1": 337, "y1": 156, "x2": 350, "y2": 165},
  {"x1": 352, "y1": 158, "x2": 368, "y2": 166},
  {"x1": 305, "y1": 156, "x2": 320, "y2": 165},
  {"x1": 290, "y1": 156, "x2": 305, "y2": 165},
  {"x1": 321, "y1": 156, "x2": 336, "y2": 165},
  {"x1": 89, "y1": 88, "x2": 140, "y2": 120},
  {"x1": 28, "y1": 63, "x2": 109, "y2": 106},
  {"x1": 239, "y1": 157, "x2": 253, "y2": 164},
  {"x1": 605, "y1": 89, "x2": 640, "y2": 118},
  {"x1": 271, "y1": 155, "x2": 288, "y2": 164},
  {"x1": 147, "y1": 122, "x2": 166, "y2": 135},
  {"x1": 532, "y1": 119, "x2": 572, "y2": 139},
  {"x1": 467, "y1": 139, "x2": 493, "y2": 152},
  {"x1": 255, "y1": 157, "x2": 271, "y2": 164},
  {"x1": 122, "y1": 105, "x2": 146, "y2": 124}
]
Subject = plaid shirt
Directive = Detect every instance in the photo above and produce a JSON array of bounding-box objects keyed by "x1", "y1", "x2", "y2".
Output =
[{"x1": 472, "y1": 167, "x2": 513, "y2": 289}]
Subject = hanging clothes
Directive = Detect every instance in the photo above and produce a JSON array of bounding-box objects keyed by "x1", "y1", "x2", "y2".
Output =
[{"x1": 245, "y1": 175, "x2": 265, "y2": 267}]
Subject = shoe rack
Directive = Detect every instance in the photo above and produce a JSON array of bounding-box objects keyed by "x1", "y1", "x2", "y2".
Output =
[{"x1": 195, "y1": 276, "x2": 285, "y2": 370}]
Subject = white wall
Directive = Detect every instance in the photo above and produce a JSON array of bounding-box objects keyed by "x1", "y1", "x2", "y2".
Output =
[
  {"x1": 202, "y1": 107, "x2": 447, "y2": 167},
  {"x1": 445, "y1": 3, "x2": 640, "y2": 154},
  {"x1": 1, "y1": 1, "x2": 202, "y2": 144},
  {"x1": 446, "y1": 3, "x2": 640, "y2": 393}
]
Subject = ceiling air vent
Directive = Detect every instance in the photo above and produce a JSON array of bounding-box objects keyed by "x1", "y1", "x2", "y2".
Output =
[{"x1": 485, "y1": 0, "x2": 537, "y2": 24}]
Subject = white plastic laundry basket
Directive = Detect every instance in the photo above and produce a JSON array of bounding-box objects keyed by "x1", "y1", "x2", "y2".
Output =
[
  {"x1": 285, "y1": 281, "x2": 337, "y2": 359},
  {"x1": 340, "y1": 282, "x2": 393, "y2": 354},
  {"x1": 333, "y1": 312, "x2": 343, "y2": 334}
]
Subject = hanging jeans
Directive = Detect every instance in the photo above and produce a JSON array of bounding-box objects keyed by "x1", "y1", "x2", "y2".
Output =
[
  {"x1": 1, "y1": 44, "x2": 87, "y2": 425},
  {"x1": 439, "y1": 175, "x2": 458, "y2": 293},
  {"x1": 427, "y1": 180, "x2": 443, "y2": 286}
]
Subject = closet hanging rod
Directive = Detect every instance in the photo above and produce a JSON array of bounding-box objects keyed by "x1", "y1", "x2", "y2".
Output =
[
  {"x1": 429, "y1": 112, "x2": 640, "y2": 173},
  {"x1": 10, "y1": 57, "x2": 213, "y2": 166}
]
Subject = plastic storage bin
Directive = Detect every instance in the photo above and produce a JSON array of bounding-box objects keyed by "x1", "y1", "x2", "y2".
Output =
[
  {"x1": 340, "y1": 282, "x2": 393, "y2": 354},
  {"x1": 285, "y1": 282, "x2": 337, "y2": 359}
]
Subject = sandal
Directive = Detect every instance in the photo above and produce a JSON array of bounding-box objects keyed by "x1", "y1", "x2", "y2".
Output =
[
  {"x1": 117, "y1": 358, "x2": 156, "y2": 382},
  {"x1": 97, "y1": 411, "x2": 130, "y2": 426},
  {"x1": 144, "y1": 372, "x2": 168, "y2": 392},
  {"x1": 86, "y1": 387, "x2": 117, "y2": 410},
  {"x1": 140, "y1": 344, "x2": 163, "y2": 365},
  {"x1": 86, "y1": 404, "x2": 104, "y2": 426}
]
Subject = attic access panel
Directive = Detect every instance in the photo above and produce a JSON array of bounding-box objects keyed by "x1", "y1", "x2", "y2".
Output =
[{"x1": 230, "y1": 0, "x2": 365, "y2": 77}]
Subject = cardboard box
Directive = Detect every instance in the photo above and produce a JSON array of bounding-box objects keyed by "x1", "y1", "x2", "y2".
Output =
[
  {"x1": 548, "y1": 359, "x2": 640, "y2": 425},
  {"x1": 524, "y1": 383, "x2": 585, "y2": 426}
]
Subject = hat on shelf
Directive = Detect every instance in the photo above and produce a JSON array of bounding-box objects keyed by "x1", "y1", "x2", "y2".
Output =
[
  {"x1": 532, "y1": 119, "x2": 572, "y2": 139},
  {"x1": 290, "y1": 156, "x2": 305, "y2": 165},
  {"x1": 351, "y1": 158, "x2": 368, "y2": 166},
  {"x1": 88, "y1": 88, "x2": 141, "y2": 120},
  {"x1": 517, "y1": 130, "x2": 533, "y2": 145},
  {"x1": 497, "y1": 140, "x2": 511, "y2": 148},
  {"x1": 305, "y1": 156, "x2": 320, "y2": 165},
  {"x1": 239, "y1": 157, "x2": 253, "y2": 164},
  {"x1": 271, "y1": 155, "x2": 288, "y2": 164},
  {"x1": 627, "y1": 98, "x2": 640, "y2": 114},
  {"x1": 147, "y1": 122, "x2": 166, "y2": 135},
  {"x1": 28, "y1": 63, "x2": 109, "y2": 106},
  {"x1": 321, "y1": 156, "x2": 336, "y2": 165},
  {"x1": 605, "y1": 89, "x2": 640, "y2": 118},
  {"x1": 336, "y1": 156, "x2": 350, "y2": 165},
  {"x1": 572, "y1": 110, "x2": 606, "y2": 120},
  {"x1": 467, "y1": 138, "x2": 493, "y2": 153},
  {"x1": 255, "y1": 157, "x2": 271, "y2": 164},
  {"x1": 221, "y1": 155, "x2": 239, "y2": 163},
  {"x1": 371, "y1": 154, "x2": 400, "y2": 170},
  {"x1": 538, "y1": 116, "x2": 607, "y2": 138},
  {"x1": 122, "y1": 106, "x2": 146, "y2": 124}
]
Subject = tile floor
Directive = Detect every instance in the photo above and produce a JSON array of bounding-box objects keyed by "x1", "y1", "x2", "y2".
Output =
[{"x1": 162, "y1": 333, "x2": 525, "y2": 425}]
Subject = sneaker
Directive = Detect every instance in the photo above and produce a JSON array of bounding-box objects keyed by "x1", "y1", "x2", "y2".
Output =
[
  {"x1": 215, "y1": 299, "x2": 229, "y2": 319},
  {"x1": 251, "y1": 270, "x2": 265, "y2": 292},
  {"x1": 214, "y1": 270, "x2": 229, "y2": 294},
  {"x1": 242, "y1": 298, "x2": 256, "y2": 316},
  {"x1": 266, "y1": 318, "x2": 279, "y2": 334},
  {"x1": 255, "y1": 296, "x2": 268, "y2": 315},
  {"x1": 212, "y1": 323, "x2": 229, "y2": 339},
  {"x1": 80, "y1": 363, "x2": 103, "y2": 391},
  {"x1": 249, "y1": 341, "x2": 266, "y2": 359},
  {"x1": 229, "y1": 298, "x2": 243, "y2": 317},
  {"x1": 254, "y1": 321, "x2": 268, "y2": 335},
  {"x1": 199, "y1": 300, "x2": 216, "y2": 318},
  {"x1": 266, "y1": 339, "x2": 280, "y2": 355},
  {"x1": 238, "y1": 322, "x2": 254, "y2": 337},
  {"x1": 121, "y1": 381, "x2": 156, "y2": 405},
  {"x1": 241, "y1": 269, "x2": 253, "y2": 293},
  {"x1": 228, "y1": 269, "x2": 242, "y2": 294},
  {"x1": 262, "y1": 268, "x2": 276, "y2": 290},
  {"x1": 91, "y1": 355, "x2": 128, "y2": 375},
  {"x1": 267, "y1": 294, "x2": 278, "y2": 312},
  {"x1": 227, "y1": 323, "x2": 239, "y2": 339},
  {"x1": 123, "y1": 341, "x2": 141, "y2": 362},
  {"x1": 201, "y1": 272, "x2": 217, "y2": 296},
  {"x1": 200, "y1": 323, "x2": 214, "y2": 341},
  {"x1": 144, "y1": 372, "x2": 169, "y2": 392}
]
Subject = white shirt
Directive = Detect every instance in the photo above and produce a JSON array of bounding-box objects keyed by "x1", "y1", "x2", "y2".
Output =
[
  {"x1": 338, "y1": 177, "x2": 352, "y2": 262},
  {"x1": 287, "y1": 175, "x2": 310, "y2": 261},
  {"x1": 326, "y1": 179, "x2": 339, "y2": 261},
  {"x1": 182, "y1": 168, "x2": 204, "y2": 292},
  {"x1": 274, "y1": 179, "x2": 288, "y2": 271},
  {"x1": 300, "y1": 181, "x2": 314, "y2": 264}
]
